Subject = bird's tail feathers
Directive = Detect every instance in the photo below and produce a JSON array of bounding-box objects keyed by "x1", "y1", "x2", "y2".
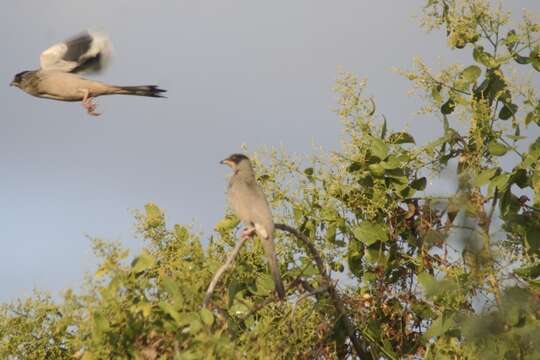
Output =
[
  {"x1": 261, "y1": 236, "x2": 286, "y2": 299},
  {"x1": 113, "y1": 85, "x2": 167, "y2": 98}
]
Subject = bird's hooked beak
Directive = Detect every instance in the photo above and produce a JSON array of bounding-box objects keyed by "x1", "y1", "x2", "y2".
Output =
[
  {"x1": 9, "y1": 80, "x2": 15, "y2": 87},
  {"x1": 220, "y1": 158, "x2": 234, "y2": 167}
]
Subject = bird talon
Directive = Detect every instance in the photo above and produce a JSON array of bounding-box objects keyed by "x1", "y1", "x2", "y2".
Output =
[
  {"x1": 241, "y1": 227, "x2": 256, "y2": 240},
  {"x1": 82, "y1": 97, "x2": 101, "y2": 116}
]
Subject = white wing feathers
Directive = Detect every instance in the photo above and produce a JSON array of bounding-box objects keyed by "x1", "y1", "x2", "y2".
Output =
[
  {"x1": 39, "y1": 31, "x2": 112, "y2": 73},
  {"x1": 254, "y1": 223, "x2": 269, "y2": 239}
]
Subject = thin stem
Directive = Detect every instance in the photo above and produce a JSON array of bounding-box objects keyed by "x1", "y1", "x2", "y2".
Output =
[
  {"x1": 493, "y1": 17, "x2": 500, "y2": 56},
  {"x1": 499, "y1": 137, "x2": 525, "y2": 160},
  {"x1": 477, "y1": 17, "x2": 497, "y2": 49},
  {"x1": 203, "y1": 236, "x2": 250, "y2": 308},
  {"x1": 432, "y1": 78, "x2": 471, "y2": 96}
]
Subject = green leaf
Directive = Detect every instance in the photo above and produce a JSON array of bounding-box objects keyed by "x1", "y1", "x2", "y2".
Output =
[
  {"x1": 200, "y1": 308, "x2": 214, "y2": 327},
  {"x1": 326, "y1": 222, "x2": 337, "y2": 243},
  {"x1": 365, "y1": 247, "x2": 388, "y2": 266},
  {"x1": 510, "y1": 168, "x2": 528, "y2": 188},
  {"x1": 513, "y1": 54, "x2": 531, "y2": 65},
  {"x1": 441, "y1": 98, "x2": 455, "y2": 115},
  {"x1": 473, "y1": 46, "x2": 483, "y2": 63},
  {"x1": 488, "y1": 173, "x2": 511, "y2": 195},
  {"x1": 131, "y1": 302, "x2": 153, "y2": 318},
  {"x1": 381, "y1": 156, "x2": 401, "y2": 170},
  {"x1": 525, "y1": 111, "x2": 540, "y2": 126},
  {"x1": 348, "y1": 239, "x2": 364, "y2": 278},
  {"x1": 529, "y1": 279, "x2": 540, "y2": 293},
  {"x1": 370, "y1": 137, "x2": 389, "y2": 160},
  {"x1": 460, "y1": 65, "x2": 482, "y2": 83},
  {"x1": 474, "y1": 70, "x2": 507, "y2": 104},
  {"x1": 514, "y1": 263, "x2": 540, "y2": 279},
  {"x1": 368, "y1": 163, "x2": 385, "y2": 177},
  {"x1": 426, "y1": 315, "x2": 451, "y2": 338},
  {"x1": 215, "y1": 214, "x2": 240, "y2": 234},
  {"x1": 388, "y1": 132, "x2": 415, "y2": 144},
  {"x1": 531, "y1": 49, "x2": 540, "y2": 72},
  {"x1": 488, "y1": 142, "x2": 508, "y2": 156},
  {"x1": 92, "y1": 311, "x2": 110, "y2": 340},
  {"x1": 161, "y1": 277, "x2": 184, "y2": 305},
  {"x1": 255, "y1": 274, "x2": 275, "y2": 296},
  {"x1": 81, "y1": 352, "x2": 96, "y2": 360},
  {"x1": 230, "y1": 302, "x2": 249, "y2": 316},
  {"x1": 410, "y1": 177, "x2": 427, "y2": 191},
  {"x1": 471, "y1": 168, "x2": 498, "y2": 187},
  {"x1": 500, "y1": 189, "x2": 520, "y2": 217},
  {"x1": 353, "y1": 222, "x2": 388, "y2": 246},
  {"x1": 159, "y1": 302, "x2": 182, "y2": 324},
  {"x1": 145, "y1": 203, "x2": 164, "y2": 228},
  {"x1": 474, "y1": 47, "x2": 497, "y2": 68},
  {"x1": 131, "y1": 250, "x2": 155, "y2": 273},
  {"x1": 499, "y1": 103, "x2": 518, "y2": 120},
  {"x1": 188, "y1": 316, "x2": 203, "y2": 334},
  {"x1": 174, "y1": 224, "x2": 189, "y2": 241},
  {"x1": 432, "y1": 84, "x2": 443, "y2": 103},
  {"x1": 504, "y1": 30, "x2": 518, "y2": 47},
  {"x1": 417, "y1": 272, "x2": 437, "y2": 295}
]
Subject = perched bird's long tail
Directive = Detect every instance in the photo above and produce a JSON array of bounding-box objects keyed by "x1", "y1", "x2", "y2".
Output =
[
  {"x1": 113, "y1": 85, "x2": 166, "y2": 98},
  {"x1": 261, "y1": 236, "x2": 286, "y2": 299}
]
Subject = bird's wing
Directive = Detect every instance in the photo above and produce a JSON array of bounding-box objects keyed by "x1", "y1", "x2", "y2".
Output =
[
  {"x1": 249, "y1": 185, "x2": 275, "y2": 238},
  {"x1": 39, "y1": 31, "x2": 112, "y2": 73},
  {"x1": 229, "y1": 179, "x2": 273, "y2": 232}
]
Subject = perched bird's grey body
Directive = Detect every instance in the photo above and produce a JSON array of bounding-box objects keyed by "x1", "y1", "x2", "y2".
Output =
[
  {"x1": 10, "y1": 31, "x2": 166, "y2": 116},
  {"x1": 221, "y1": 154, "x2": 286, "y2": 299}
]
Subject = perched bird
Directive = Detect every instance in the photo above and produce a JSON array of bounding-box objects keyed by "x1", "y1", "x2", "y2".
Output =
[
  {"x1": 221, "y1": 153, "x2": 286, "y2": 299},
  {"x1": 10, "y1": 31, "x2": 166, "y2": 116}
]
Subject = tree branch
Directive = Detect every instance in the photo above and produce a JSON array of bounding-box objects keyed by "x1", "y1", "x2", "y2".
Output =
[
  {"x1": 275, "y1": 223, "x2": 370, "y2": 359},
  {"x1": 203, "y1": 236, "x2": 249, "y2": 308}
]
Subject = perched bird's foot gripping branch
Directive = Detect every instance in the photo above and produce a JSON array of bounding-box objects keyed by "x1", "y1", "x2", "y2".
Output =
[{"x1": 240, "y1": 227, "x2": 256, "y2": 240}]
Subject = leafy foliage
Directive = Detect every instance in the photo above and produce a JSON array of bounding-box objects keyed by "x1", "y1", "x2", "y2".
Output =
[{"x1": 1, "y1": 1, "x2": 540, "y2": 359}]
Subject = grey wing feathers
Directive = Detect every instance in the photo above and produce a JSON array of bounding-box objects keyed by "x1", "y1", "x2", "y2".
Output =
[
  {"x1": 250, "y1": 186, "x2": 274, "y2": 237},
  {"x1": 40, "y1": 31, "x2": 112, "y2": 73}
]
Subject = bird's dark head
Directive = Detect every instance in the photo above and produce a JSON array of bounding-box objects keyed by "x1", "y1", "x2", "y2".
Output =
[
  {"x1": 220, "y1": 153, "x2": 250, "y2": 168},
  {"x1": 10, "y1": 71, "x2": 31, "y2": 88}
]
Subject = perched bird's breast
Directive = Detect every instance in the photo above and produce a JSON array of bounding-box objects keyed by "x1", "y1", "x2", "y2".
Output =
[{"x1": 227, "y1": 178, "x2": 253, "y2": 223}]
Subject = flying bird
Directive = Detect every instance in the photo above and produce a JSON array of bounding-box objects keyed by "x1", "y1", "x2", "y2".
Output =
[
  {"x1": 221, "y1": 153, "x2": 286, "y2": 299},
  {"x1": 10, "y1": 31, "x2": 166, "y2": 116}
]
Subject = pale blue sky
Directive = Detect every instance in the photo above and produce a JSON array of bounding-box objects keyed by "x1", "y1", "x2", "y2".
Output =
[{"x1": 1, "y1": 1, "x2": 538, "y2": 301}]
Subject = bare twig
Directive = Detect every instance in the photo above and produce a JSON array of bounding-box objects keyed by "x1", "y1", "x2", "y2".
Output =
[
  {"x1": 203, "y1": 236, "x2": 249, "y2": 308},
  {"x1": 275, "y1": 223, "x2": 370, "y2": 359}
]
